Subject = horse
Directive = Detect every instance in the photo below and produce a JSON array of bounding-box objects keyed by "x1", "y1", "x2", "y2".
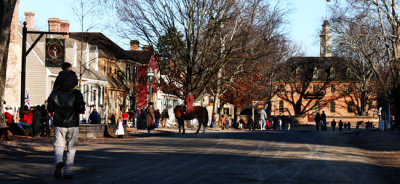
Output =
[{"x1": 174, "y1": 105, "x2": 209, "y2": 134}]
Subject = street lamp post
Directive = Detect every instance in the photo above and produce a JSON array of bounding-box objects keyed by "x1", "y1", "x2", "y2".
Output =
[{"x1": 147, "y1": 68, "x2": 155, "y2": 103}]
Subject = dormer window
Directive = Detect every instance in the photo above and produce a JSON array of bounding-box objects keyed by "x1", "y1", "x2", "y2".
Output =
[
  {"x1": 313, "y1": 67, "x2": 318, "y2": 79},
  {"x1": 296, "y1": 67, "x2": 301, "y2": 78},
  {"x1": 346, "y1": 67, "x2": 352, "y2": 78},
  {"x1": 329, "y1": 67, "x2": 335, "y2": 79}
]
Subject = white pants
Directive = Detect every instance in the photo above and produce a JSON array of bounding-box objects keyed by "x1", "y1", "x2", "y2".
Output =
[
  {"x1": 54, "y1": 126, "x2": 79, "y2": 175},
  {"x1": 260, "y1": 120, "x2": 266, "y2": 130}
]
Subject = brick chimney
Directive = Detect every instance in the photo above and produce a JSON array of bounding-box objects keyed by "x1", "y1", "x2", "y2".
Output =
[
  {"x1": 10, "y1": 0, "x2": 20, "y2": 43},
  {"x1": 24, "y1": 12, "x2": 34, "y2": 29},
  {"x1": 130, "y1": 40, "x2": 139, "y2": 51},
  {"x1": 48, "y1": 18, "x2": 61, "y2": 32},
  {"x1": 60, "y1": 20, "x2": 70, "y2": 38}
]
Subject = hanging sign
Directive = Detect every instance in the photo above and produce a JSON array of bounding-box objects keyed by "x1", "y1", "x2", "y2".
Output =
[{"x1": 45, "y1": 38, "x2": 65, "y2": 67}]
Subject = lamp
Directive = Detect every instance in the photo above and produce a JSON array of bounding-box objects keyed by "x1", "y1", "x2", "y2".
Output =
[{"x1": 147, "y1": 68, "x2": 155, "y2": 103}]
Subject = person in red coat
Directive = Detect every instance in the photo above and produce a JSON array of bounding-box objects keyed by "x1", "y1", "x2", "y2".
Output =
[{"x1": 17, "y1": 106, "x2": 33, "y2": 132}]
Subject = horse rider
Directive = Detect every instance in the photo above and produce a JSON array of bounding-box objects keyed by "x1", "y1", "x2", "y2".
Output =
[{"x1": 183, "y1": 92, "x2": 194, "y2": 116}]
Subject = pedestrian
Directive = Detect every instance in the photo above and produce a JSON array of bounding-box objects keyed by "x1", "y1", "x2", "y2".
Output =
[
  {"x1": 110, "y1": 114, "x2": 116, "y2": 129},
  {"x1": 17, "y1": 105, "x2": 33, "y2": 135},
  {"x1": 225, "y1": 118, "x2": 229, "y2": 130},
  {"x1": 272, "y1": 116, "x2": 278, "y2": 130},
  {"x1": 47, "y1": 64, "x2": 85, "y2": 179},
  {"x1": 89, "y1": 108, "x2": 100, "y2": 124},
  {"x1": 331, "y1": 119, "x2": 337, "y2": 131},
  {"x1": 211, "y1": 113, "x2": 216, "y2": 128},
  {"x1": 146, "y1": 102, "x2": 156, "y2": 134},
  {"x1": 129, "y1": 109, "x2": 134, "y2": 127},
  {"x1": 356, "y1": 121, "x2": 361, "y2": 132},
  {"x1": 347, "y1": 122, "x2": 351, "y2": 131},
  {"x1": 161, "y1": 109, "x2": 169, "y2": 128},
  {"x1": 321, "y1": 111, "x2": 327, "y2": 131},
  {"x1": 122, "y1": 110, "x2": 129, "y2": 127},
  {"x1": 4, "y1": 105, "x2": 14, "y2": 126},
  {"x1": 40, "y1": 104, "x2": 50, "y2": 136},
  {"x1": 239, "y1": 119, "x2": 244, "y2": 129},
  {"x1": 314, "y1": 112, "x2": 321, "y2": 131},
  {"x1": 279, "y1": 117, "x2": 283, "y2": 131},
  {"x1": 53, "y1": 62, "x2": 78, "y2": 91},
  {"x1": 220, "y1": 115, "x2": 226, "y2": 130},
  {"x1": 343, "y1": 121, "x2": 347, "y2": 131},
  {"x1": 134, "y1": 108, "x2": 140, "y2": 128},
  {"x1": 115, "y1": 117, "x2": 125, "y2": 138},
  {"x1": 32, "y1": 105, "x2": 42, "y2": 137},
  {"x1": 155, "y1": 109, "x2": 161, "y2": 128},
  {"x1": 260, "y1": 107, "x2": 267, "y2": 130}
]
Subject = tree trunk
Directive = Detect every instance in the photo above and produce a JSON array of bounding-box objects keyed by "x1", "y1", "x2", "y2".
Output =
[{"x1": 0, "y1": 0, "x2": 18, "y2": 127}]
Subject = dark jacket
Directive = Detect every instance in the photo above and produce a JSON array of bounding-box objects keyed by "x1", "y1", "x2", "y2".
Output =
[
  {"x1": 47, "y1": 89, "x2": 85, "y2": 127},
  {"x1": 162, "y1": 109, "x2": 169, "y2": 119},
  {"x1": 53, "y1": 70, "x2": 78, "y2": 90}
]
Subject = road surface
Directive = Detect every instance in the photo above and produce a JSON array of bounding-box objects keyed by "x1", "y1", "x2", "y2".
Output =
[{"x1": 1, "y1": 127, "x2": 399, "y2": 183}]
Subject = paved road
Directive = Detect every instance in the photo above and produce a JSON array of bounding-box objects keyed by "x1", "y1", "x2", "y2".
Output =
[{"x1": 1, "y1": 127, "x2": 399, "y2": 184}]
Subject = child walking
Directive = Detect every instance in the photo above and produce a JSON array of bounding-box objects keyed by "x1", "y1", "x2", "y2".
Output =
[{"x1": 115, "y1": 118, "x2": 125, "y2": 138}]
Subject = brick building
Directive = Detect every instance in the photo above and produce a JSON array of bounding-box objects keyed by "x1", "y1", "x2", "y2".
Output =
[{"x1": 270, "y1": 20, "x2": 378, "y2": 124}]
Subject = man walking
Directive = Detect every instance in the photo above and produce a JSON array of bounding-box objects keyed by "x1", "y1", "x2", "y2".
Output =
[
  {"x1": 321, "y1": 111, "x2": 327, "y2": 131},
  {"x1": 47, "y1": 62, "x2": 84, "y2": 179},
  {"x1": 314, "y1": 112, "x2": 321, "y2": 131},
  {"x1": 260, "y1": 107, "x2": 267, "y2": 130},
  {"x1": 331, "y1": 119, "x2": 337, "y2": 131}
]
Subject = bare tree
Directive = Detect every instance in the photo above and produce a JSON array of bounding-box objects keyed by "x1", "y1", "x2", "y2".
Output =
[
  {"x1": 329, "y1": 0, "x2": 400, "y2": 125},
  {"x1": 115, "y1": 0, "x2": 281, "y2": 101},
  {"x1": 212, "y1": 2, "x2": 291, "y2": 114},
  {"x1": 0, "y1": 0, "x2": 18, "y2": 127}
]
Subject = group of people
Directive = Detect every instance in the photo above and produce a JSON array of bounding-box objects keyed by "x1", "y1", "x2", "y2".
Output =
[
  {"x1": 329, "y1": 119, "x2": 351, "y2": 131},
  {"x1": 104, "y1": 105, "x2": 171, "y2": 138},
  {"x1": 315, "y1": 111, "x2": 375, "y2": 132},
  {"x1": 4, "y1": 103, "x2": 51, "y2": 137}
]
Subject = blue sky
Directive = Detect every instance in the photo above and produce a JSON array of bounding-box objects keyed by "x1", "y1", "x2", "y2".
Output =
[{"x1": 18, "y1": 0, "x2": 329, "y2": 56}]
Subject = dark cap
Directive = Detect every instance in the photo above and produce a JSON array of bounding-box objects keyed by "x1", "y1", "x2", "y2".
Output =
[{"x1": 148, "y1": 102, "x2": 154, "y2": 105}]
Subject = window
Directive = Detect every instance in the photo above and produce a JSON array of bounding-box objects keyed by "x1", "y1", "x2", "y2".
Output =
[
  {"x1": 331, "y1": 84, "x2": 335, "y2": 93},
  {"x1": 313, "y1": 84, "x2": 318, "y2": 94},
  {"x1": 296, "y1": 84, "x2": 301, "y2": 92},
  {"x1": 279, "y1": 84, "x2": 285, "y2": 92},
  {"x1": 346, "y1": 68, "x2": 352, "y2": 78},
  {"x1": 93, "y1": 89, "x2": 97, "y2": 105},
  {"x1": 279, "y1": 101, "x2": 284, "y2": 113},
  {"x1": 347, "y1": 101, "x2": 353, "y2": 113},
  {"x1": 329, "y1": 67, "x2": 335, "y2": 79},
  {"x1": 313, "y1": 67, "x2": 318, "y2": 79},
  {"x1": 296, "y1": 67, "x2": 301, "y2": 78},
  {"x1": 330, "y1": 101, "x2": 335, "y2": 113},
  {"x1": 348, "y1": 85, "x2": 353, "y2": 93}
]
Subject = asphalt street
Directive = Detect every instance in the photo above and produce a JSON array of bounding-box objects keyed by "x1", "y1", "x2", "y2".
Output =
[{"x1": 1, "y1": 127, "x2": 399, "y2": 184}]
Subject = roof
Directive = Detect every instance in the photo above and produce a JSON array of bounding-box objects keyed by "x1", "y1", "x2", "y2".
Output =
[
  {"x1": 69, "y1": 32, "x2": 154, "y2": 64},
  {"x1": 283, "y1": 56, "x2": 355, "y2": 81},
  {"x1": 69, "y1": 32, "x2": 125, "y2": 60},
  {"x1": 122, "y1": 50, "x2": 154, "y2": 64}
]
